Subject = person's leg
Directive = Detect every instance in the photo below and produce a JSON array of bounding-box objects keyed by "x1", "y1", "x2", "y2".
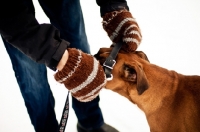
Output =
[
  {"x1": 1, "y1": 1, "x2": 58, "y2": 131},
  {"x1": 38, "y1": 0, "x2": 106, "y2": 130},
  {"x1": 3, "y1": 38, "x2": 58, "y2": 132}
]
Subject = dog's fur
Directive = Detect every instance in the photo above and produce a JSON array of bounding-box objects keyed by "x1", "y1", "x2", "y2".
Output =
[{"x1": 95, "y1": 48, "x2": 200, "y2": 132}]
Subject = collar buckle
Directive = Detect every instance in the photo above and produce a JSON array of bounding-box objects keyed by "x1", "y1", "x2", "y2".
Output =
[
  {"x1": 103, "y1": 59, "x2": 116, "y2": 81},
  {"x1": 103, "y1": 41, "x2": 123, "y2": 81}
]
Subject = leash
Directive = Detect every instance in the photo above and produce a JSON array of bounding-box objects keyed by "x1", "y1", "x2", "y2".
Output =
[
  {"x1": 58, "y1": 91, "x2": 70, "y2": 132},
  {"x1": 103, "y1": 41, "x2": 123, "y2": 80}
]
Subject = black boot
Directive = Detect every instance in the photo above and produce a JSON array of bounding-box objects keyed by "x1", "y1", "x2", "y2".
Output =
[{"x1": 77, "y1": 123, "x2": 119, "y2": 132}]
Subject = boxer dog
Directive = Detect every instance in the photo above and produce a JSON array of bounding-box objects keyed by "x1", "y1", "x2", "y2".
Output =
[{"x1": 95, "y1": 48, "x2": 200, "y2": 132}]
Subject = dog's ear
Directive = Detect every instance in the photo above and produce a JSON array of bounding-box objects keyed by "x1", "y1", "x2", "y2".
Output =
[
  {"x1": 123, "y1": 63, "x2": 149, "y2": 95},
  {"x1": 135, "y1": 51, "x2": 150, "y2": 62}
]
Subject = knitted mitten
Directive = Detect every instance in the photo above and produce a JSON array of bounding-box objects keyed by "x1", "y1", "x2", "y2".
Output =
[
  {"x1": 102, "y1": 9, "x2": 142, "y2": 52},
  {"x1": 54, "y1": 48, "x2": 106, "y2": 102}
]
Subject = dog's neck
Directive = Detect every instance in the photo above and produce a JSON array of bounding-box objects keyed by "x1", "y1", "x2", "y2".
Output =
[
  {"x1": 129, "y1": 62, "x2": 200, "y2": 131},
  {"x1": 129, "y1": 63, "x2": 179, "y2": 111}
]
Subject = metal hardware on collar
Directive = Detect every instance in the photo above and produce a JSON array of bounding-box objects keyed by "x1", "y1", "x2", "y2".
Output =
[
  {"x1": 103, "y1": 58, "x2": 116, "y2": 80},
  {"x1": 103, "y1": 41, "x2": 123, "y2": 80},
  {"x1": 103, "y1": 59, "x2": 116, "y2": 69},
  {"x1": 106, "y1": 74, "x2": 113, "y2": 81}
]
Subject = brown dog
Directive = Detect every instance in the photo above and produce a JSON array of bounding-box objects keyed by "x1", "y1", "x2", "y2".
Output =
[{"x1": 95, "y1": 48, "x2": 200, "y2": 132}]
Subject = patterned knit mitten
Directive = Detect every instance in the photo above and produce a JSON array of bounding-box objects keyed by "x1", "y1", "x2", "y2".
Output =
[
  {"x1": 54, "y1": 48, "x2": 106, "y2": 102},
  {"x1": 102, "y1": 9, "x2": 142, "y2": 52}
]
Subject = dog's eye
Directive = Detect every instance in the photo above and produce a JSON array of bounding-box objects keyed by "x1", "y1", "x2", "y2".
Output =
[
  {"x1": 125, "y1": 66, "x2": 136, "y2": 74},
  {"x1": 123, "y1": 64, "x2": 137, "y2": 82}
]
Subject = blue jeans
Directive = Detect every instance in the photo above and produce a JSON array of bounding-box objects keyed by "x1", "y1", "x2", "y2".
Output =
[{"x1": 2, "y1": 0, "x2": 104, "y2": 131}]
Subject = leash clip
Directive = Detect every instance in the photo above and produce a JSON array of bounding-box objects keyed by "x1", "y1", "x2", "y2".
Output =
[{"x1": 106, "y1": 74, "x2": 113, "y2": 81}]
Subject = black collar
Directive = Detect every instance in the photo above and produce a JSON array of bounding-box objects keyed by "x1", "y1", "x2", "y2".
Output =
[{"x1": 103, "y1": 41, "x2": 123, "y2": 80}]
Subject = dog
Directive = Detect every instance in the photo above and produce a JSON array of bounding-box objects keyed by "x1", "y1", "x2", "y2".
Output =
[{"x1": 95, "y1": 48, "x2": 200, "y2": 132}]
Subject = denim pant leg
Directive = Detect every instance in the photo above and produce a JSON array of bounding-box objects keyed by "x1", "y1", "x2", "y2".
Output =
[
  {"x1": 38, "y1": 0, "x2": 104, "y2": 129},
  {"x1": 3, "y1": 38, "x2": 58, "y2": 132}
]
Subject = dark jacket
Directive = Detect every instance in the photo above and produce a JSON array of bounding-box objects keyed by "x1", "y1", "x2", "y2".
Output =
[{"x1": 0, "y1": 0, "x2": 128, "y2": 71}]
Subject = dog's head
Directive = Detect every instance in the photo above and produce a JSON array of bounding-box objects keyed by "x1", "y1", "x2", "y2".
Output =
[{"x1": 95, "y1": 48, "x2": 150, "y2": 100}]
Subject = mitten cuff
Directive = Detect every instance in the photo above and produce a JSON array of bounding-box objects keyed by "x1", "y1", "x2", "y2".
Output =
[
  {"x1": 99, "y1": 2, "x2": 129, "y2": 17},
  {"x1": 102, "y1": 10, "x2": 134, "y2": 41},
  {"x1": 54, "y1": 48, "x2": 106, "y2": 102}
]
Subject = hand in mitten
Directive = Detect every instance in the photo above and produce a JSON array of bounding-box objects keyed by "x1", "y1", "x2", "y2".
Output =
[
  {"x1": 102, "y1": 9, "x2": 142, "y2": 52},
  {"x1": 54, "y1": 48, "x2": 106, "y2": 102}
]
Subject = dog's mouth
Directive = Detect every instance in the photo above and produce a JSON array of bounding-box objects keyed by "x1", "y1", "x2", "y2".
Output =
[{"x1": 123, "y1": 64, "x2": 137, "y2": 82}]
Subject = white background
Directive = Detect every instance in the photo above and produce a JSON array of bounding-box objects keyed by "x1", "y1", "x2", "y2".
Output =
[{"x1": 0, "y1": 0, "x2": 200, "y2": 132}]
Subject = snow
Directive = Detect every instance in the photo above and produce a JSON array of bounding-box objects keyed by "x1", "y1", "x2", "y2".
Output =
[{"x1": 0, "y1": 0, "x2": 200, "y2": 132}]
